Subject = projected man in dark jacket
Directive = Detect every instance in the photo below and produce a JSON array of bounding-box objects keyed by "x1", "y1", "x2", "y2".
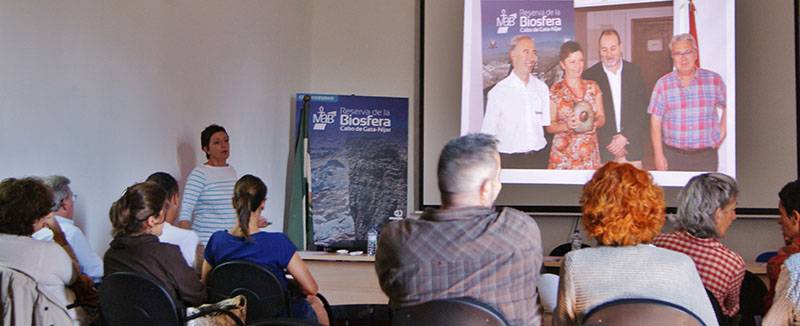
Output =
[
  {"x1": 375, "y1": 133, "x2": 543, "y2": 326},
  {"x1": 583, "y1": 29, "x2": 649, "y2": 166}
]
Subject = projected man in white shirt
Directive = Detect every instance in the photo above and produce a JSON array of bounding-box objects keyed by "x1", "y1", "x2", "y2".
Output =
[{"x1": 481, "y1": 35, "x2": 551, "y2": 169}]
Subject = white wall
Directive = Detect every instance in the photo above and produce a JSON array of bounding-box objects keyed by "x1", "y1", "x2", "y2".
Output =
[
  {"x1": 1, "y1": 1, "x2": 312, "y2": 255},
  {"x1": 309, "y1": 0, "x2": 418, "y2": 211}
]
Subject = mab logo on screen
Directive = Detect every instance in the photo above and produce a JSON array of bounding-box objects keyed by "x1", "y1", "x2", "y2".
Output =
[
  {"x1": 312, "y1": 106, "x2": 337, "y2": 130},
  {"x1": 496, "y1": 9, "x2": 517, "y2": 34}
]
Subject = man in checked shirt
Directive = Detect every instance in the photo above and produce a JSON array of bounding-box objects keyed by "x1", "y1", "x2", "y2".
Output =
[
  {"x1": 649, "y1": 33, "x2": 727, "y2": 171},
  {"x1": 375, "y1": 133, "x2": 544, "y2": 326}
]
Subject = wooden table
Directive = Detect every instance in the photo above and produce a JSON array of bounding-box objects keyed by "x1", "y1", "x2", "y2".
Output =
[
  {"x1": 300, "y1": 251, "x2": 769, "y2": 305},
  {"x1": 299, "y1": 251, "x2": 388, "y2": 305}
]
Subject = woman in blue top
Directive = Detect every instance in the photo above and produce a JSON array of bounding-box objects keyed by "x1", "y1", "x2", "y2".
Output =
[{"x1": 201, "y1": 175, "x2": 329, "y2": 325}]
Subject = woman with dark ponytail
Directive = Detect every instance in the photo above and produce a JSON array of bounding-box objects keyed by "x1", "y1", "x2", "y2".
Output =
[
  {"x1": 103, "y1": 182, "x2": 206, "y2": 309},
  {"x1": 202, "y1": 175, "x2": 329, "y2": 325}
]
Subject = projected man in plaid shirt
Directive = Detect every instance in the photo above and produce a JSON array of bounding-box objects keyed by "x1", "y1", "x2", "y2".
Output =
[{"x1": 648, "y1": 33, "x2": 727, "y2": 171}]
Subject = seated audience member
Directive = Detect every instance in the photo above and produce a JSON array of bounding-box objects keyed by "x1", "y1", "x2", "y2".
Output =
[
  {"x1": 145, "y1": 172, "x2": 200, "y2": 269},
  {"x1": 763, "y1": 253, "x2": 800, "y2": 325},
  {"x1": 653, "y1": 173, "x2": 744, "y2": 317},
  {"x1": 555, "y1": 162, "x2": 717, "y2": 326},
  {"x1": 201, "y1": 175, "x2": 329, "y2": 325},
  {"x1": 104, "y1": 182, "x2": 206, "y2": 309},
  {"x1": 766, "y1": 180, "x2": 800, "y2": 309},
  {"x1": 375, "y1": 133, "x2": 544, "y2": 326},
  {"x1": 33, "y1": 175, "x2": 104, "y2": 283},
  {"x1": 0, "y1": 177, "x2": 80, "y2": 321}
]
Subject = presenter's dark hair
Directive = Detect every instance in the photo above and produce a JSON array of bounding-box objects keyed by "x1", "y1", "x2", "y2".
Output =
[
  {"x1": 109, "y1": 182, "x2": 167, "y2": 237},
  {"x1": 0, "y1": 177, "x2": 54, "y2": 236},
  {"x1": 598, "y1": 29, "x2": 621, "y2": 45},
  {"x1": 437, "y1": 133, "x2": 499, "y2": 198},
  {"x1": 201, "y1": 124, "x2": 228, "y2": 159},
  {"x1": 233, "y1": 175, "x2": 267, "y2": 241},
  {"x1": 146, "y1": 172, "x2": 179, "y2": 198},
  {"x1": 558, "y1": 40, "x2": 583, "y2": 62},
  {"x1": 780, "y1": 180, "x2": 800, "y2": 215}
]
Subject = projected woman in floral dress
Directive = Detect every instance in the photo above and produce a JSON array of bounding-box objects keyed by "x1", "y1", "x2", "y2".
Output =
[{"x1": 546, "y1": 41, "x2": 606, "y2": 170}]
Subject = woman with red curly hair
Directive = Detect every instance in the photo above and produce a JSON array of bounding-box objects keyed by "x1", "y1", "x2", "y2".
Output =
[{"x1": 554, "y1": 162, "x2": 717, "y2": 326}]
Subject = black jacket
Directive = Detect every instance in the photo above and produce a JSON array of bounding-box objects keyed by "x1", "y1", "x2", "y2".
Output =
[
  {"x1": 104, "y1": 234, "x2": 206, "y2": 309},
  {"x1": 583, "y1": 60, "x2": 650, "y2": 162}
]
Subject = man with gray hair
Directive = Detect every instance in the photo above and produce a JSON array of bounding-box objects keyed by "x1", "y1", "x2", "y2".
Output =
[
  {"x1": 33, "y1": 175, "x2": 103, "y2": 283},
  {"x1": 481, "y1": 34, "x2": 550, "y2": 168},
  {"x1": 375, "y1": 133, "x2": 543, "y2": 325},
  {"x1": 648, "y1": 33, "x2": 727, "y2": 171}
]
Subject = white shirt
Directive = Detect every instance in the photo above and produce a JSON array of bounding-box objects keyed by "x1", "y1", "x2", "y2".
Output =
[
  {"x1": 159, "y1": 223, "x2": 200, "y2": 268},
  {"x1": 603, "y1": 63, "x2": 623, "y2": 133},
  {"x1": 32, "y1": 215, "x2": 103, "y2": 283},
  {"x1": 481, "y1": 73, "x2": 550, "y2": 153}
]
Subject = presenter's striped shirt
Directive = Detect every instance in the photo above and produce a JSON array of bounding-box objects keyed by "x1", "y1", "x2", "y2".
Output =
[{"x1": 179, "y1": 165, "x2": 237, "y2": 245}]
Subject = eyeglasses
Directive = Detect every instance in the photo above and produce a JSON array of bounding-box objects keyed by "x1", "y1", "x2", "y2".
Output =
[{"x1": 671, "y1": 49, "x2": 695, "y2": 57}]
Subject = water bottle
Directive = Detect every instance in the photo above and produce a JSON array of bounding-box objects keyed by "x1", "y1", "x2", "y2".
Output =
[
  {"x1": 570, "y1": 229, "x2": 582, "y2": 252},
  {"x1": 367, "y1": 226, "x2": 378, "y2": 256}
]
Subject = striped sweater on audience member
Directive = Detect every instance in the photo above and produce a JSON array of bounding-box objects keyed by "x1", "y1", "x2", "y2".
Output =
[
  {"x1": 653, "y1": 231, "x2": 745, "y2": 317},
  {"x1": 178, "y1": 164, "x2": 238, "y2": 245},
  {"x1": 554, "y1": 244, "x2": 718, "y2": 326}
]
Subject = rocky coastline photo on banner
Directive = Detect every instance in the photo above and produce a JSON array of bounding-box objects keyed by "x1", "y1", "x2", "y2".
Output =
[{"x1": 296, "y1": 94, "x2": 408, "y2": 247}]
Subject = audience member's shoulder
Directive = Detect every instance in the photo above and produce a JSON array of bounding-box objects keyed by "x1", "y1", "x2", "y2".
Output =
[
  {"x1": 785, "y1": 253, "x2": 800, "y2": 270},
  {"x1": 171, "y1": 224, "x2": 199, "y2": 238},
  {"x1": 207, "y1": 230, "x2": 228, "y2": 242},
  {"x1": 155, "y1": 240, "x2": 184, "y2": 257},
  {"x1": 254, "y1": 231, "x2": 295, "y2": 248},
  {"x1": 645, "y1": 244, "x2": 697, "y2": 266},
  {"x1": 501, "y1": 207, "x2": 535, "y2": 222}
]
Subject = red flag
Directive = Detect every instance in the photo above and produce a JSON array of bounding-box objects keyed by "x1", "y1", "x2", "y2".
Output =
[{"x1": 689, "y1": 0, "x2": 700, "y2": 67}]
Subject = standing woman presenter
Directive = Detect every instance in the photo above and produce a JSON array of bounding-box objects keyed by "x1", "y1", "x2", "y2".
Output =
[{"x1": 178, "y1": 124, "x2": 238, "y2": 245}]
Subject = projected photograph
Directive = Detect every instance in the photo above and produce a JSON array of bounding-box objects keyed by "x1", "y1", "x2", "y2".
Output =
[{"x1": 461, "y1": 0, "x2": 735, "y2": 187}]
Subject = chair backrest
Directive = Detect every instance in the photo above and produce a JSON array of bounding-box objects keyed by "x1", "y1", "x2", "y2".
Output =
[
  {"x1": 206, "y1": 260, "x2": 289, "y2": 323},
  {"x1": 392, "y1": 297, "x2": 509, "y2": 326},
  {"x1": 583, "y1": 298, "x2": 705, "y2": 326},
  {"x1": 705, "y1": 288, "x2": 733, "y2": 326},
  {"x1": 549, "y1": 243, "x2": 591, "y2": 257},
  {"x1": 99, "y1": 272, "x2": 180, "y2": 326},
  {"x1": 755, "y1": 251, "x2": 778, "y2": 263},
  {"x1": 330, "y1": 304, "x2": 391, "y2": 326}
]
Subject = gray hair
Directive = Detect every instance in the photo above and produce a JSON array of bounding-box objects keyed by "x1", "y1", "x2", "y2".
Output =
[
  {"x1": 437, "y1": 133, "x2": 499, "y2": 199},
  {"x1": 669, "y1": 33, "x2": 698, "y2": 52},
  {"x1": 509, "y1": 35, "x2": 533, "y2": 52},
  {"x1": 673, "y1": 173, "x2": 738, "y2": 239},
  {"x1": 42, "y1": 175, "x2": 71, "y2": 211}
]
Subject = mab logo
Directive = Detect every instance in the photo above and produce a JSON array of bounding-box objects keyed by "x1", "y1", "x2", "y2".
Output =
[
  {"x1": 312, "y1": 106, "x2": 337, "y2": 130},
  {"x1": 496, "y1": 9, "x2": 517, "y2": 34}
]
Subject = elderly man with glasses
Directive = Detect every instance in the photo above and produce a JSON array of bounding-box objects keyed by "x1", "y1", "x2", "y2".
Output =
[
  {"x1": 648, "y1": 33, "x2": 727, "y2": 171},
  {"x1": 33, "y1": 175, "x2": 103, "y2": 283}
]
